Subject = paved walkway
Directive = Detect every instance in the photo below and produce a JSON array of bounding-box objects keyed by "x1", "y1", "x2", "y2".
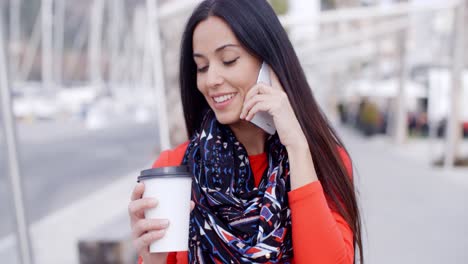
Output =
[
  {"x1": 339, "y1": 126, "x2": 468, "y2": 264},
  {"x1": 1, "y1": 125, "x2": 467, "y2": 264},
  {"x1": 0, "y1": 169, "x2": 140, "y2": 264}
]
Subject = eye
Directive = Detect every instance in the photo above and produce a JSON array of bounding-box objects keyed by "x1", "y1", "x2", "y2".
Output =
[
  {"x1": 223, "y1": 57, "x2": 239, "y2": 66},
  {"x1": 197, "y1": 66, "x2": 208, "y2": 73}
]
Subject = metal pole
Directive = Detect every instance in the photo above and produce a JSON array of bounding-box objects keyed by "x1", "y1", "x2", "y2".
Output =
[
  {"x1": 394, "y1": 29, "x2": 408, "y2": 144},
  {"x1": 0, "y1": 11, "x2": 35, "y2": 264},
  {"x1": 9, "y1": 0, "x2": 21, "y2": 82},
  {"x1": 109, "y1": 0, "x2": 123, "y2": 88},
  {"x1": 134, "y1": 7, "x2": 145, "y2": 92},
  {"x1": 146, "y1": 0, "x2": 171, "y2": 150},
  {"x1": 89, "y1": 0, "x2": 105, "y2": 94},
  {"x1": 139, "y1": 7, "x2": 151, "y2": 92},
  {"x1": 120, "y1": 22, "x2": 134, "y2": 88},
  {"x1": 68, "y1": 18, "x2": 88, "y2": 79},
  {"x1": 54, "y1": 0, "x2": 65, "y2": 87},
  {"x1": 19, "y1": 10, "x2": 41, "y2": 82},
  {"x1": 130, "y1": 7, "x2": 143, "y2": 90},
  {"x1": 41, "y1": 0, "x2": 54, "y2": 91},
  {"x1": 9, "y1": 0, "x2": 21, "y2": 44},
  {"x1": 444, "y1": 1, "x2": 465, "y2": 168}
]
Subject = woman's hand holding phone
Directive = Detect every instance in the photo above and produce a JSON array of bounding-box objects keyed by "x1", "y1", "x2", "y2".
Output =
[{"x1": 240, "y1": 63, "x2": 308, "y2": 151}]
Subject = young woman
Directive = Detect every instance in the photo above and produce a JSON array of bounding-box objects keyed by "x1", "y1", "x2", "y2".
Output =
[{"x1": 128, "y1": 0, "x2": 364, "y2": 263}]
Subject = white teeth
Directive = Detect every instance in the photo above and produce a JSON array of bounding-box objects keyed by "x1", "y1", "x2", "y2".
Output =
[{"x1": 213, "y1": 93, "x2": 235, "y2": 103}]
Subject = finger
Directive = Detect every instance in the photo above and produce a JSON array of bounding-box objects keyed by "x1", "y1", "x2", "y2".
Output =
[
  {"x1": 131, "y1": 182, "x2": 145, "y2": 201},
  {"x1": 128, "y1": 198, "x2": 158, "y2": 221},
  {"x1": 244, "y1": 84, "x2": 260, "y2": 104},
  {"x1": 134, "y1": 229, "x2": 167, "y2": 253},
  {"x1": 132, "y1": 218, "x2": 170, "y2": 239},
  {"x1": 245, "y1": 101, "x2": 271, "y2": 121},
  {"x1": 240, "y1": 94, "x2": 269, "y2": 119},
  {"x1": 245, "y1": 83, "x2": 271, "y2": 103},
  {"x1": 190, "y1": 201, "x2": 195, "y2": 211}
]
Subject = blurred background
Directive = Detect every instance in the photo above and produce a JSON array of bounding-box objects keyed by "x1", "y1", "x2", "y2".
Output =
[{"x1": 0, "y1": 0, "x2": 467, "y2": 263}]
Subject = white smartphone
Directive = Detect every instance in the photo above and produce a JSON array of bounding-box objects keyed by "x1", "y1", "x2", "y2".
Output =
[{"x1": 249, "y1": 62, "x2": 276, "y2": 135}]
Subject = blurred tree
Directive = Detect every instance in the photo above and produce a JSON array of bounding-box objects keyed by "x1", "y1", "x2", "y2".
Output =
[
  {"x1": 359, "y1": 100, "x2": 381, "y2": 136},
  {"x1": 268, "y1": 0, "x2": 289, "y2": 15},
  {"x1": 321, "y1": 0, "x2": 335, "y2": 10}
]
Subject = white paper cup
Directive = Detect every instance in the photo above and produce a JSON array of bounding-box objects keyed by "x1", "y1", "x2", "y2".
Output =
[{"x1": 138, "y1": 166, "x2": 192, "y2": 253}]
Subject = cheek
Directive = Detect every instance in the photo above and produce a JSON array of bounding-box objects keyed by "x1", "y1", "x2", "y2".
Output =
[
  {"x1": 196, "y1": 77, "x2": 207, "y2": 95},
  {"x1": 241, "y1": 83, "x2": 254, "y2": 96},
  {"x1": 236, "y1": 76, "x2": 256, "y2": 98},
  {"x1": 235, "y1": 65, "x2": 259, "y2": 95}
]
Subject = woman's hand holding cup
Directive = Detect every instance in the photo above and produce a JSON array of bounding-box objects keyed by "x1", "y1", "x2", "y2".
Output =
[{"x1": 129, "y1": 182, "x2": 195, "y2": 264}]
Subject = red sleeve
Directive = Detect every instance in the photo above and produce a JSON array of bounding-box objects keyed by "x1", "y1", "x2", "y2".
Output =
[
  {"x1": 151, "y1": 150, "x2": 174, "y2": 168},
  {"x1": 166, "y1": 252, "x2": 178, "y2": 264},
  {"x1": 287, "y1": 149, "x2": 354, "y2": 264},
  {"x1": 137, "y1": 252, "x2": 180, "y2": 264},
  {"x1": 151, "y1": 141, "x2": 189, "y2": 168}
]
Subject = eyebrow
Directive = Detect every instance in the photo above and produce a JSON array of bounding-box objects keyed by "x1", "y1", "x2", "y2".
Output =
[{"x1": 193, "y1": 44, "x2": 239, "y2": 58}]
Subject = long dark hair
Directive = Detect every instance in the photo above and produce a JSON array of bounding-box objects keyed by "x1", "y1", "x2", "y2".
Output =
[{"x1": 179, "y1": 0, "x2": 363, "y2": 263}]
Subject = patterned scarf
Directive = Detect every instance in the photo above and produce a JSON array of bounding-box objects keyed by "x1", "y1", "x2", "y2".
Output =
[{"x1": 183, "y1": 110, "x2": 293, "y2": 263}]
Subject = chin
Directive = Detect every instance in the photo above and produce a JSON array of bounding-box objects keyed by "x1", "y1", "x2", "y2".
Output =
[{"x1": 213, "y1": 111, "x2": 240, "y2": 125}]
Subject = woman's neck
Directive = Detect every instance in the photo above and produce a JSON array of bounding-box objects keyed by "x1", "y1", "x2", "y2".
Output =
[{"x1": 229, "y1": 120, "x2": 267, "y2": 156}]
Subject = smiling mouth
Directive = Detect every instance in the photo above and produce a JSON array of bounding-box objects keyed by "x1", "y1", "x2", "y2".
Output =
[{"x1": 212, "y1": 93, "x2": 237, "y2": 104}]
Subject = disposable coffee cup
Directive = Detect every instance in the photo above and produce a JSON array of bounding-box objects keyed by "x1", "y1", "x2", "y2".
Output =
[{"x1": 138, "y1": 166, "x2": 192, "y2": 253}]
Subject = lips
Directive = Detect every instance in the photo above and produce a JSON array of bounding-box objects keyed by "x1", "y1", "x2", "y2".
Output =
[
  {"x1": 211, "y1": 92, "x2": 238, "y2": 110},
  {"x1": 212, "y1": 92, "x2": 237, "y2": 103}
]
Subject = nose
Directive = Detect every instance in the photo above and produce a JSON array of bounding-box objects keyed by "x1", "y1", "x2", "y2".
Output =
[{"x1": 205, "y1": 65, "x2": 224, "y2": 88}]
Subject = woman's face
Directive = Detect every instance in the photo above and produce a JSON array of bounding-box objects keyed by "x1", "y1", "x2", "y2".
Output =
[{"x1": 192, "y1": 16, "x2": 262, "y2": 125}]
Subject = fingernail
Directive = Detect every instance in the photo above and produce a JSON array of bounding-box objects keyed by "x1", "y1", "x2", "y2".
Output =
[
  {"x1": 161, "y1": 219, "x2": 170, "y2": 226},
  {"x1": 149, "y1": 199, "x2": 158, "y2": 206}
]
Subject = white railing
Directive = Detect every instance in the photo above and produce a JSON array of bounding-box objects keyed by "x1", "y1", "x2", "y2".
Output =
[
  {"x1": 280, "y1": 0, "x2": 460, "y2": 26},
  {"x1": 280, "y1": 0, "x2": 465, "y2": 169}
]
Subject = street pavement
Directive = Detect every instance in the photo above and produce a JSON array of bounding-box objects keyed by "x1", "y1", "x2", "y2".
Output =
[
  {"x1": 0, "y1": 119, "x2": 160, "y2": 238},
  {"x1": 340, "y1": 126, "x2": 468, "y2": 264}
]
